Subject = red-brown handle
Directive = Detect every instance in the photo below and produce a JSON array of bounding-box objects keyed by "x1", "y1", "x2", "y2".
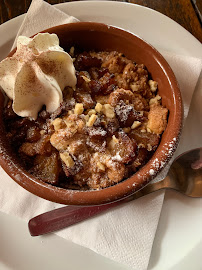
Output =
[{"x1": 28, "y1": 201, "x2": 122, "y2": 236}]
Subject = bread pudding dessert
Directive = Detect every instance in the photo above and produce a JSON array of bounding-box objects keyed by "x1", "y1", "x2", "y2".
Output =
[{"x1": 1, "y1": 33, "x2": 168, "y2": 190}]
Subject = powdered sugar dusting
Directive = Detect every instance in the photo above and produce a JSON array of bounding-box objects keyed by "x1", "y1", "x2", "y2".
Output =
[
  {"x1": 136, "y1": 136, "x2": 178, "y2": 185},
  {"x1": 112, "y1": 151, "x2": 122, "y2": 162},
  {"x1": 151, "y1": 137, "x2": 177, "y2": 172},
  {"x1": 149, "y1": 169, "x2": 155, "y2": 175}
]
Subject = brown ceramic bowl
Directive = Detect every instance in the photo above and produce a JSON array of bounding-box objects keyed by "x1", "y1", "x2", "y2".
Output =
[{"x1": 0, "y1": 22, "x2": 183, "y2": 205}]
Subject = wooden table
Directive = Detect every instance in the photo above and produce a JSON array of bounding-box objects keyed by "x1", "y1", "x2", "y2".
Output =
[{"x1": 0, "y1": 0, "x2": 202, "y2": 43}]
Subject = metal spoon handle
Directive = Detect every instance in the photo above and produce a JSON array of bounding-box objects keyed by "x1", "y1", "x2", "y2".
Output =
[{"x1": 28, "y1": 201, "x2": 122, "y2": 236}]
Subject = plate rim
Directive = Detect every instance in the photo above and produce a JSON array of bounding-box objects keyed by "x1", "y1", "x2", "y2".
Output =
[{"x1": 0, "y1": 1, "x2": 201, "y2": 54}]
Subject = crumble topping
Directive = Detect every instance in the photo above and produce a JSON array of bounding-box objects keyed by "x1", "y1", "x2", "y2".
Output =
[{"x1": 3, "y1": 50, "x2": 168, "y2": 190}]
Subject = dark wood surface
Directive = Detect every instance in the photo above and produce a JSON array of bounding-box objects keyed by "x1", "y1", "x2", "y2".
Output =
[{"x1": 0, "y1": 0, "x2": 202, "y2": 43}]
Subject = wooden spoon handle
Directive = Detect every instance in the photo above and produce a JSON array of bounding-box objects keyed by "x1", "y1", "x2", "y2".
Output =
[
  {"x1": 28, "y1": 201, "x2": 122, "y2": 236},
  {"x1": 29, "y1": 172, "x2": 172, "y2": 237},
  {"x1": 28, "y1": 181, "x2": 163, "y2": 236}
]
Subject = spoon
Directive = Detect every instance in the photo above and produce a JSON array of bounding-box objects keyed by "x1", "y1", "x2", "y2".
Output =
[{"x1": 28, "y1": 148, "x2": 202, "y2": 236}]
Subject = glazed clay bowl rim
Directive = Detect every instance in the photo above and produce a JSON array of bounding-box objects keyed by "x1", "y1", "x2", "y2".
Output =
[{"x1": 0, "y1": 22, "x2": 183, "y2": 205}]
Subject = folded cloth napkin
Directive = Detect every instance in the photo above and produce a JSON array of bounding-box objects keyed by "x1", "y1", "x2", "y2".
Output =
[{"x1": 0, "y1": 0, "x2": 202, "y2": 269}]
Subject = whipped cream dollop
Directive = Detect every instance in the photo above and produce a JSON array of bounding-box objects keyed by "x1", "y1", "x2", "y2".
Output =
[{"x1": 0, "y1": 33, "x2": 77, "y2": 119}]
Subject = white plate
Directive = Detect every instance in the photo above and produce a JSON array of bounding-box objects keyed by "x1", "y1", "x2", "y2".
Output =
[{"x1": 0, "y1": 2, "x2": 202, "y2": 270}]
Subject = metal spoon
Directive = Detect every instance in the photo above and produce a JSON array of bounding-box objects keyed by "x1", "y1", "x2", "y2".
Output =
[{"x1": 28, "y1": 148, "x2": 202, "y2": 236}]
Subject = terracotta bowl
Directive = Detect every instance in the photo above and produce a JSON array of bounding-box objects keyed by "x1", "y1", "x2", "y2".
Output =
[{"x1": 0, "y1": 22, "x2": 183, "y2": 205}]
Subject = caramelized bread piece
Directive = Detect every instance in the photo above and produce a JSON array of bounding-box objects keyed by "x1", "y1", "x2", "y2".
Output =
[
  {"x1": 129, "y1": 129, "x2": 160, "y2": 151},
  {"x1": 131, "y1": 148, "x2": 151, "y2": 170},
  {"x1": 30, "y1": 152, "x2": 60, "y2": 185},
  {"x1": 109, "y1": 131, "x2": 137, "y2": 163},
  {"x1": 147, "y1": 104, "x2": 168, "y2": 134},
  {"x1": 19, "y1": 135, "x2": 52, "y2": 156}
]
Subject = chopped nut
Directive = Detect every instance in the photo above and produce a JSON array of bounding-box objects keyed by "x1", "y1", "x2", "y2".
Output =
[
  {"x1": 130, "y1": 82, "x2": 139, "y2": 92},
  {"x1": 81, "y1": 75, "x2": 91, "y2": 83},
  {"x1": 74, "y1": 103, "x2": 84, "y2": 115},
  {"x1": 147, "y1": 127, "x2": 152, "y2": 133},
  {"x1": 140, "y1": 129, "x2": 146, "y2": 133},
  {"x1": 67, "y1": 110, "x2": 74, "y2": 115},
  {"x1": 69, "y1": 46, "x2": 74, "y2": 57},
  {"x1": 40, "y1": 130, "x2": 45, "y2": 135},
  {"x1": 131, "y1": 121, "x2": 141, "y2": 129},
  {"x1": 88, "y1": 109, "x2": 96, "y2": 116},
  {"x1": 87, "y1": 114, "x2": 97, "y2": 127},
  {"x1": 133, "y1": 161, "x2": 141, "y2": 167},
  {"x1": 52, "y1": 118, "x2": 65, "y2": 131},
  {"x1": 138, "y1": 143, "x2": 145, "y2": 148},
  {"x1": 109, "y1": 135, "x2": 119, "y2": 149},
  {"x1": 139, "y1": 111, "x2": 144, "y2": 116},
  {"x1": 60, "y1": 152, "x2": 74, "y2": 168},
  {"x1": 84, "y1": 114, "x2": 90, "y2": 122},
  {"x1": 102, "y1": 104, "x2": 115, "y2": 118},
  {"x1": 123, "y1": 127, "x2": 131, "y2": 133},
  {"x1": 149, "y1": 94, "x2": 161, "y2": 105},
  {"x1": 148, "y1": 80, "x2": 158, "y2": 92},
  {"x1": 95, "y1": 103, "x2": 103, "y2": 113},
  {"x1": 97, "y1": 162, "x2": 105, "y2": 171},
  {"x1": 147, "y1": 144, "x2": 153, "y2": 151},
  {"x1": 112, "y1": 135, "x2": 119, "y2": 143},
  {"x1": 62, "y1": 118, "x2": 78, "y2": 135}
]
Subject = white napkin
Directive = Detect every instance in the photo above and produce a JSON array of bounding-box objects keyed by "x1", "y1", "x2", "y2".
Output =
[
  {"x1": 0, "y1": 0, "x2": 201, "y2": 269},
  {"x1": 11, "y1": 0, "x2": 79, "y2": 50}
]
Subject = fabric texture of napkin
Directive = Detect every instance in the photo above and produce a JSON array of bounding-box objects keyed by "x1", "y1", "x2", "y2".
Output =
[{"x1": 0, "y1": 0, "x2": 202, "y2": 269}]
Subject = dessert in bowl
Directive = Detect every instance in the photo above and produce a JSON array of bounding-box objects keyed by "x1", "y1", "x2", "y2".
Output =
[{"x1": 0, "y1": 22, "x2": 182, "y2": 205}]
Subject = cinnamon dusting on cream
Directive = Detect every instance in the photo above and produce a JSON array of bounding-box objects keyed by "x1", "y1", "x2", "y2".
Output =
[{"x1": 0, "y1": 33, "x2": 77, "y2": 120}]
